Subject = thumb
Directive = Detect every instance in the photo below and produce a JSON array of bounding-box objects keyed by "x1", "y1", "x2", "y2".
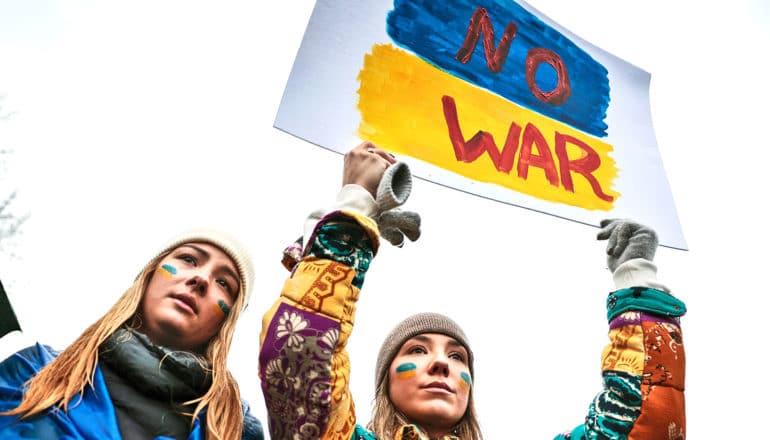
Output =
[{"x1": 380, "y1": 227, "x2": 405, "y2": 248}]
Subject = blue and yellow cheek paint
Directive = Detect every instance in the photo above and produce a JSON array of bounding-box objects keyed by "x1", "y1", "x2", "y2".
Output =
[
  {"x1": 158, "y1": 264, "x2": 177, "y2": 278},
  {"x1": 395, "y1": 363, "x2": 417, "y2": 380},
  {"x1": 459, "y1": 371, "x2": 472, "y2": 392},
  {"x1": 213, "y1": 299, "x2": 231, "y2": 320}
]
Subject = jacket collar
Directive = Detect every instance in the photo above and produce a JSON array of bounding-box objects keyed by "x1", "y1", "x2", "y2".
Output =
[{"x1": 395, "y1": 424, "x2": 460, "y2": 440}]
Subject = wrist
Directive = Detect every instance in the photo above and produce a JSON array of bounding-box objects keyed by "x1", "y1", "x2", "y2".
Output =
[{"x1": 612, "y1": 258, "x2": 670, "y2": 293}]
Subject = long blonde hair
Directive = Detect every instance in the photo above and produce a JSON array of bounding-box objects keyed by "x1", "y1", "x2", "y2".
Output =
[
  {"x1": 2, "y1": 248, "x2": 247, "y2": 440},
  {"x1": 367, "y1": 378, "x2": 483, "y2": 440}
]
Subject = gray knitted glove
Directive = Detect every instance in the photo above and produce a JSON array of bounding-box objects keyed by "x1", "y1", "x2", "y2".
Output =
[
  {"x1": 597, "y1": 218, "x2": 658, "y2": 272},
  {"x1": 377, "y1": 209, "x2": 421, "y2": 247},
  {"x1": 375, "y1": 162, "x2": 421, "y2": 247}
]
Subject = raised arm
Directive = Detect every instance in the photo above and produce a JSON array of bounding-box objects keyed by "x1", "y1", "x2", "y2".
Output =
[
  {"x1": 259, "y1": 143, "x2": 412, "y2": 440},
  {"x1": 555, "y1": 219, "x2": 687, "y2": 440}
]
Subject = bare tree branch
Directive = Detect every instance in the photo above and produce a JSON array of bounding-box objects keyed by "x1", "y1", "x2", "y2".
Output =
[{"x1": 0, "y1": 96, "x2": 28, "y2": 250}]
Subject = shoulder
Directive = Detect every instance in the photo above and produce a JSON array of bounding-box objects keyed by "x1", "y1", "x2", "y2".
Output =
[
  {"x1": 0, "y1": 343, "x2": 61, "y2": 371},
  {"x1": 241, "y1": 400, "x2": 265, "y2": 440},
  {"x1": 5, "y1": 343, "x2": 60, "y2": 362},
  {"x1": 0, "y1": 343, "x2": 59, "y2": 387}
]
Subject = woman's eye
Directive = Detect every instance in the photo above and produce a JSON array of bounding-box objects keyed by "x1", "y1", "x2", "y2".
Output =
[
  {"x1": 408, "y1": 346, "x2": 427, "y2": 355},
  {"x1": 179, "y1": 254, "x2": 196, "y2": 265},
  {"x1": 449, "y1": 352, "x2": 466, "y2": 362},
  {"x1": 216, "y1": 279, "x2": 233, "y2": 293}
]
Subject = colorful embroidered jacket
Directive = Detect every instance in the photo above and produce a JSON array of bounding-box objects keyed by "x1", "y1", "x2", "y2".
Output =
[{"x1": 259, "y1": 203, "x2": 686, "y2": 439}]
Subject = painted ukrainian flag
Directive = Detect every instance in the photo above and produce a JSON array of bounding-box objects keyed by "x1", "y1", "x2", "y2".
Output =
[{"x1": 357, "y1": 0, "x2": 618, "y2": 210}]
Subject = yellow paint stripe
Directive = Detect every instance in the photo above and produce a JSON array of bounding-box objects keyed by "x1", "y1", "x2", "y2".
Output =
[
  {"x1": 213, "y1": 302, "x2": 226, "y2": 320},
  {"x1": 396, "y1": 370, "x2": 416, "y2": 380}
]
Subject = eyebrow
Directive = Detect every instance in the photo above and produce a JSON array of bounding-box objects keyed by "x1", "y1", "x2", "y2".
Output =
[
  {"x1": 410, "y1": 335, "x2": 467, "y2": 351},
  {"x1": 179, "y1": 244, "x2": 241, "y2": 288}
]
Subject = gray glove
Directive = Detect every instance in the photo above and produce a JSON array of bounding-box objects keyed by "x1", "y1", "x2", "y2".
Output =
[
  {"x1": 597, "y1": 218, "x2": 658, "y2": 272},
  {"x1": 375, "y1": 162, "x2": 421, "y2": 247},
  {"x1": 377, "y1": 209, "x2": 421, "y2": 247}
]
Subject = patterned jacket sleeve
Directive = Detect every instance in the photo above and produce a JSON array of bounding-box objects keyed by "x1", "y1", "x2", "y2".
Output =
[
  {"x1": 555, "y1": 259, "x2": 687, "y2": 440},
  {"x1": 259, "y1": 209, "x2": 379, "y2": 440}
]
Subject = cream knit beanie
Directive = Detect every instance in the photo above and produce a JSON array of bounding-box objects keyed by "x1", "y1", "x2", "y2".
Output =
[
  {"x1": 154, "y1": 228, "x2": 255, "y2": 309},
  {"x1": 374, "y1": 312, "x2": 473, "y2": 391}
]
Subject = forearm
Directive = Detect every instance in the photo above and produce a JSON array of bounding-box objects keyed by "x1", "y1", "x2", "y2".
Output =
[
  {"x1": 557, "y1": 259, "x2": 687, "y2": 440},
  {"x1": 259, "y1": 206, "x2": 379, "y2": 440}
]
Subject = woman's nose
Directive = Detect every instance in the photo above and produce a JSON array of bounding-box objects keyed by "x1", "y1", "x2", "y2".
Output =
[
  {"x1": 186, "y1": 274, "x2": 209, "y2": 295},
  {"x1": 428, "y1": 357, "x2": 450, "y2": 376}
]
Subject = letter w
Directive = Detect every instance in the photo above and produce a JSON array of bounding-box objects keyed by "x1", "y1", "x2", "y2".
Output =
[
  {"x1": 442, "y1": 95, "x2": 521, "y2": 173},
  {"x1": 455, "y1": 7, "x2": 517, "y2": 73}
]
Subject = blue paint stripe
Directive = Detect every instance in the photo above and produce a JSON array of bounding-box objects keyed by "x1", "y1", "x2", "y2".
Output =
[
  {"x1": 396, "y1": 362, "x2": 417, "y2": 373},
  {"x1": 387, "y1": 0, "x2": 610, "y2": 137},
  {"x1": 161, "y1": 264, "x2": 177, "y2": 275}
]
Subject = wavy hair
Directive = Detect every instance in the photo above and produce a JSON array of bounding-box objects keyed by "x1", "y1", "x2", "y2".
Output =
[
  {"x1": 367, "y1": 376, "x2": 482, "y2": 440},
  {"x1": 2, "y1": 246, "x2": 247, "y2": 440}
]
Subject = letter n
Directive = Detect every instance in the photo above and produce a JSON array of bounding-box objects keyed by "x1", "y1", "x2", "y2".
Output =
[{"x1": 455, "y1": 7, "x2": 517, "y2": 73}]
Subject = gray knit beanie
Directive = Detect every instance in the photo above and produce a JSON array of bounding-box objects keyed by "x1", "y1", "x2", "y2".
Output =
[
  {"x1": 153, "y1": 228, "x2": 255, "y2": 310},
  {"x1": 374, "y1": 312, "x2": 473, "y2": 391}
]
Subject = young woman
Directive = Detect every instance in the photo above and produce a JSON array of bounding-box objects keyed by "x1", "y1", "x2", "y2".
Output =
[
  {"x1": 258, "y1": 142, "x2": 482, "y2": 440},
  {"x1": 365, "y1": 312, "x2": 481, "y2": 439},
  {"x1": 0, "y1": 229, "x2": 263, "y2": 440}
]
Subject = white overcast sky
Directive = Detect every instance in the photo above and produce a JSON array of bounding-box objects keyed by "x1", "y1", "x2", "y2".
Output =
[{"x1": 1, "y1": 1, "x2": 768, "y2": 438}]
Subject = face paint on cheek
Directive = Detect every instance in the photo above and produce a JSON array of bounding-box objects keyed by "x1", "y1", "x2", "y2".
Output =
[
  {"x1": 459, "y1": 371, "x2": 472, "y2": 392},
  {"x1": 158, "y1": 264, "x2": 177, "y2": 278},
  {"x1": 213, "y1": 299, "x2": 231, "y2": 320},
  {"x1": 395, "y1": 362, "x2": 417, "y2": 380}
]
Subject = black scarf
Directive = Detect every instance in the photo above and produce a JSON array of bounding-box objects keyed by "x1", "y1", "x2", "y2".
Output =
[
  {"x1": 100, "y1": 328, "x2": 212, "y2": 401},
  {"x1": 99, "y1": 328, "x2": 212, "y2": 440}
]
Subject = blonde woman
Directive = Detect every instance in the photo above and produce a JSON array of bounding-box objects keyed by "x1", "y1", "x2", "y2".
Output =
[
  {"x1": 0, "y1": 230, "x2": 263, "y2": 440},
  {"x1": 259, "y1": 142, "x2": 482, "y2": 439}
]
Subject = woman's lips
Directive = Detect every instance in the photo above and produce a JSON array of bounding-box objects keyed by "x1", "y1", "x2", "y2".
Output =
[
  {"x1": 423, "y1": 381, "x2": 453, "y2": 393},
  {"x1": 171, "y1": 293, "x2": 198, "y2": 314}
]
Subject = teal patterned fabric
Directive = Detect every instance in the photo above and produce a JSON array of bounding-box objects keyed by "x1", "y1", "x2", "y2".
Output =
[
  {"x1": 553, "y1": 371, "x2": 642, "y2": 440},
  {"x1": 583, "y1": 370, "x2": 642, "y2": 438},
  {"x1": 607, "y1": 287, "x2": 686, "y2": 321},
  {"x1": 554, "y1": 372, "x2": 642, "y2": 440},
  {"x1": 307, "y1": 216, "x2": 374, "y2": 289},
  {"x1": 352, "y1": 424, "x2": 377, "y2": 440}
]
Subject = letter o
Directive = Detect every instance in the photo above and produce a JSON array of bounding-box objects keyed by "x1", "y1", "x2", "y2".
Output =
[{"x1": 525, "y1": 48, "x2": 571, "y2": 106}]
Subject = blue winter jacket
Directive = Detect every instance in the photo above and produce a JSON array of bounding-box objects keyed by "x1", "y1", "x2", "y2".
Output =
[{"x1": 0, "y1": 343, "x2": 262, "y2": 439}]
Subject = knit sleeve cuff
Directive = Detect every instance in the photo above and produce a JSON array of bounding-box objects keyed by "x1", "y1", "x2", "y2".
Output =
[
  {"x1": 334, "y1": 184, "x2": 379, "y2": 218},
  {"x1": 302, "y1": 185, "x2": 378, "y2": 243},
  {"x1": 375, "y1": 162, "x2": 412, "y2": 212},
  {"x1": 612, "y1": 258, "x2": 670, "y2": 293}
]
